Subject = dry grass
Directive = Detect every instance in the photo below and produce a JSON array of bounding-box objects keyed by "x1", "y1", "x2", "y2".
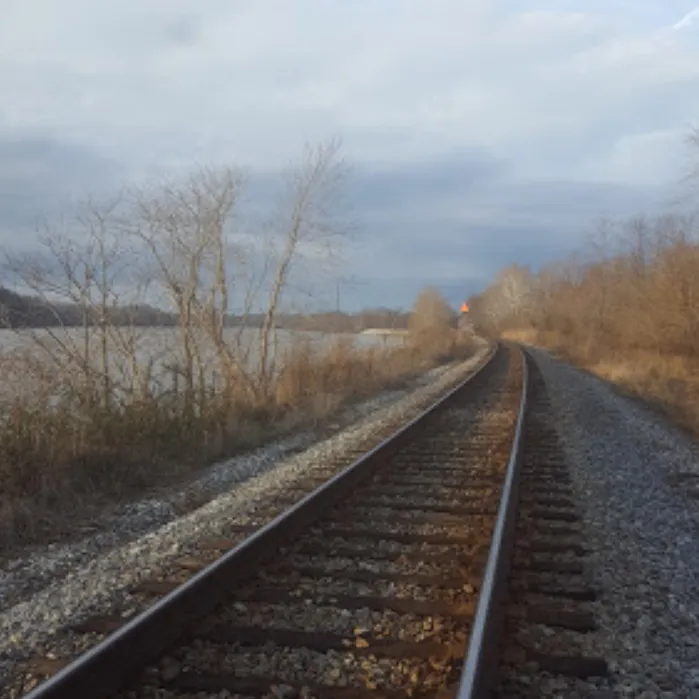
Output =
[
  {"x1": 479, "y1": 216, "x2": 699, "y2": 439},
  {"x1": 506, "y1": 327, "x2": 699, "y2": 439},
  {"x1": 407, "y1": 287, "x2": 459, "y2": 363},
  {"x1": 580, "y1": 351, "x2": 699, "y2": 437},
  {"x1": 501, "y1": 328, "x2": 569, "y2": 358},
  {"x1": 501, "y1": 328, "x2": 540, "y2": 345},
  {"x1": 0, "y1": 335, "x2": 476, "y2": 548}
]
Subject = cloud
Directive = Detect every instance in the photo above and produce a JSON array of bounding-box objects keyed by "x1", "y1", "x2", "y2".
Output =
[
  {"x1": 0, "y1": 134, "x2": 124, "y2": 244},
  {"x1": 350, "y1": 171, "x2": 665, "y2": 290},
  {"x1": 673, "y1": 7, "x2": 699, "y2": 30},
  {"x1": 1, "y1": 1, "x2": 692, "y2": 169},
  {"x1": 0, "y1": 1, "x2": 698, "y2": 308},
  {"x1": 349, "y1": 150, "x2": 506, "y2": 215}
]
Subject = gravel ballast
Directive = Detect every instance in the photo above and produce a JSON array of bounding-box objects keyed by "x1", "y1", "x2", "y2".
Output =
[
  {"x1": 0, "y1": 343, "x2": 489, "y2": 689},
  {"x1": 530, "y1": 348, "x2": 699, "y2": 697}
]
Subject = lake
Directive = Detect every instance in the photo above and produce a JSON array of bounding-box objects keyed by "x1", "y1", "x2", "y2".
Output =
[{"x1": 0, "y1": 327, "x2": 407, "y2": 402}]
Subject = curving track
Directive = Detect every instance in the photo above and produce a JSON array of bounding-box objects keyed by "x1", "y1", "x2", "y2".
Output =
[{"x1": 17, "y1": 344, "x2": 609, "y2": 699}]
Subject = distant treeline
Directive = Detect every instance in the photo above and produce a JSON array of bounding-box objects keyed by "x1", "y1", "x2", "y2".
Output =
[
  {"x1": 0, "y1": 286, "x2": 178, "y2": 328},
  {"x1": 0, "y1": 286, "x2": 409, "y2": 333}
]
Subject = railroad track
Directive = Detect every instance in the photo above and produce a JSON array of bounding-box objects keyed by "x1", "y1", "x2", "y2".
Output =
[
  {"x1": 494, "y1": 360, "x2": 610, "y2": 698},
  {"x1": 16, "y1": 344, "x2": 609, "y2": 699}
]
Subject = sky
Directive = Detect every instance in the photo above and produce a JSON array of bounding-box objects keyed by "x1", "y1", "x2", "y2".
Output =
[{"x1": 1, "y1": 1, "x2": 698, "y2": 310}]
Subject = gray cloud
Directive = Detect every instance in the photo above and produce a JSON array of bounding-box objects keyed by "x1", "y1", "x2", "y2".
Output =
[
  {"x1": 0, "y1": 132, "x2": 684, "y2": 310},
  {"x1": 349, "y1": 150, "x2": 506, "y2": 214},
  {"x1": 0, "y1": 134, "x2": 123, "y2": 244},
  {"x1": 162, "y1": 14, "x2": 203, "y2": 47},
  {"x1": 343, "y1": 164, "x2": 678, "y2": 309},
  {"x1": 1, "y1": 0, "x2": 698, "y2": 309}
]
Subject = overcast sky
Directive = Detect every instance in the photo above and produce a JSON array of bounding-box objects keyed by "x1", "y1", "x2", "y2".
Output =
[{"x1": 1, "y1": 1, "x2": 698, "y2": 310}]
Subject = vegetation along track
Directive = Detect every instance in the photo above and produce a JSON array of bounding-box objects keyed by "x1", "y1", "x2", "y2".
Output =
[{"x1": 16, "y1": 344, "x2": 607, "y2": 699}]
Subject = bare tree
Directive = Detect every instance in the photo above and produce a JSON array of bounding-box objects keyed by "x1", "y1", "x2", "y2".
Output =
[
  {"x1": 124, "y1": 166, "x2": 251, "y2": 412},
  {"x1": 256, "y1": 139, "x2": 350, "y2": 396},
  {"x1": 2, "y1": 194, "x2": 147, "y2": 410},
  {"x1": 117, "y1": 141, "x2": 350, "y2": 411},
  {"x1": 408, "y1": 287, "x2": 456, "y2": 357},
  {"x1": 472, "y1": 264, "x2": 535, "y2": 332}
]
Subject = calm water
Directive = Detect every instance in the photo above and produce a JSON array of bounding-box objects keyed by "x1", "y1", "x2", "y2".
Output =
[{"x1": 0, "y1": 327, "x2": 405, "y2": 401}]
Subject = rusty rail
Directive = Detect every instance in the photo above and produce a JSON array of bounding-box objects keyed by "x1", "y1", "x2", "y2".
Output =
[{"x1": 456, "y1": 346, "x2": 529, "y2": 699}]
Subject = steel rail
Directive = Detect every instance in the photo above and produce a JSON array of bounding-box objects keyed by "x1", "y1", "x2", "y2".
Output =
[
  {"x1": 455, "y1": 345, "x2": 529, "y2": 699},
  {"x1": 23, "y1": 344, "x2": 501, "y2": 699}
]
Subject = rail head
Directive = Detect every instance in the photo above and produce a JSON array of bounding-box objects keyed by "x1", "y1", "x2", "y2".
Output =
[
  {"x1": 455, "y1": 344, "x2": 529, "y2": 699},
  {"x1": 22, "y1": 343, "x2": 501, "y2": 699}
]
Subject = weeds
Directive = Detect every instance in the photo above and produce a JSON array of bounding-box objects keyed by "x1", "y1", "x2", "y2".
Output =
[
  {"x1": 480, "y1": 214, "x2": 699, "y2": 437},
  {"x1": 0, "y1": 331, "x2": 474, "y2": 547}
]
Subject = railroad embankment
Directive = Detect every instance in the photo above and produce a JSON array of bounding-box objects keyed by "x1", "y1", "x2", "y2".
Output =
[
  {"x1": 0, "y1": 343, "x2": 491, "y2": 698},
  {"x1": 0, "y1": 331, "x2": 478, "y2": 551}
]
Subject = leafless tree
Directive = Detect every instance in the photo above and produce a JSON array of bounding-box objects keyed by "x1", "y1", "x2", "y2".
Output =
[
  {"x1": 408, "y1": 287, "x2": 456, "y2": 357},
  {"x1": 124, "y1": 166, "x2": 252, "y2": 411},
  {"x1": 256, "y1": 139, "x2": 350, "y2": 396},
  {"x1": 119, "y1": 140, "x2": 350, "y2": 408},
  {"x1": 472, "y1": 264, "x2": 535, "y2": 332},
  {"x1": 2, "y1": 193, "x2": 149, "y2": 410}
]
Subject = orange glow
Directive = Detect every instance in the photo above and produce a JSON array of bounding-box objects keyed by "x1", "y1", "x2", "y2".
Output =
[{"x1": 460, "y1": 302, "x2": 470, "y2": 313}]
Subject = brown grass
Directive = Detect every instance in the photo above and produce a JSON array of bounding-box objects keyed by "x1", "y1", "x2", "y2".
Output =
[
  {"x1": 0, "y1": 335, "x2": 476, "y2": 548},
  {"x1": 480, "y1": 215, "x2": 699, "y2": 439},
  {"x1": 569, "y1": 348, "x2": 699, "y2": 437},
  {"x1": 504, "y1": 325, "x2": 699, "y2": 438}
]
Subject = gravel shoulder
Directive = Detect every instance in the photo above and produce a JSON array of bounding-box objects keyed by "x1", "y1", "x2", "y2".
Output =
[
  {"x1": 0, "y1": 340, "x2": 489, "y2": 679},
  {"x1": 530, "y1": 347, "x2": 699, "y2": 697}
]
